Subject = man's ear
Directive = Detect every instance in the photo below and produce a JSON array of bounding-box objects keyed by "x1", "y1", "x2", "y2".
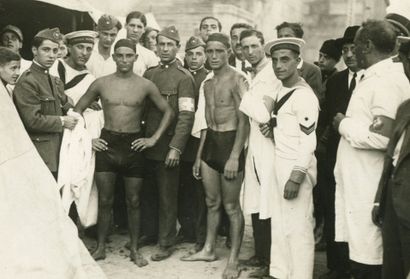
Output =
[
  {"x1": 227, "y1": 47, "x2": 232, "y2": 56},
  {"x1": 296, "y1": 55, "x2": 301, "y2": 63},
  {"x1": 31, "y1": 46, "x2": 37, "y2": 57},
  {"x1": 363, "y1": 39, "x2": 373, "y2": 54}
]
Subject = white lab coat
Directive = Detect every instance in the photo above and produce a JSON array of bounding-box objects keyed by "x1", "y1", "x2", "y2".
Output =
[
  {"x1": 334, "y1": 58, "x2": 410, "y2": 265},
  {"x1": 239, "y1": 63, "x2": 280, "y2": 219},
  {"x1": 269, "y1": 80, "x2": 318, "y2": 279}
]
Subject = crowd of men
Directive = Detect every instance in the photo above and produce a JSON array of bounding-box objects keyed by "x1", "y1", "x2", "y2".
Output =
[{"x1": 1, "y1": 5, "x2": 410, "y2": 279}]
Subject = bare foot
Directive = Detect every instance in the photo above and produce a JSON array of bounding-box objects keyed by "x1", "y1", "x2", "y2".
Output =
[
  {"x1": 130, "y1": 250, "x2": 148, "y2": 267},
  {"x1": 91, "y1": 246, "x2": 106, "y2": 261},
  {"x1": 180, "y1": 249, "x2": 218, "y2": 262},
  {"x1": 222, "y1": 262, "x2": 241, "y2": 279}
]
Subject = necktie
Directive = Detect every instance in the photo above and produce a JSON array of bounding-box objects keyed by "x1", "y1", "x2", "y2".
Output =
[
  {"x1": 349, "y1": 72, "x2": 357, "y2": 93},
  {"x1": 241, "y1": 60, "x2": 247, "y2": 73}
]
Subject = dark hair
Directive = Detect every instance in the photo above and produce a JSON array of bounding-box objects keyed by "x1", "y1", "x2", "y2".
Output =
[
  {"x1": 126, "y1": 11, "x2": 147, "y2": 26},
  {"x1": 140, "y1": 27, "x2": 159, "y2": 47},
  {"x1": 31, "y1": 37, "x2": 46, "y2": 48},
  {"x1": 276, "y1": 22, "x2": 304, "y2": 38},
  {"x1": 357, "y1": 20, "x2": 397, "y2": 54},
  {"x1": 199, "y1": 16, "x2": 222, "y2": 31},
  {"x1": 239, "y1": 29, "x2": 264, "y2": 45},
  {"x1": 0, "y1": 47, "x2": 20, "y2": 66},
  {"x1": 230, "y1": 23, "x2": 253, "y2": 36}
]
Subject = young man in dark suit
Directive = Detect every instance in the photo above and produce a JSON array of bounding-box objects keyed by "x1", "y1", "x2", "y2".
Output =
[{"x1": 318, "y1": 25, "x2": 363, "y2": 279}]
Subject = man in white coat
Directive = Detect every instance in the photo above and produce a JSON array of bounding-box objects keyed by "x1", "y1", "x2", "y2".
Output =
[
  {"x1": 333, "y1": 20, "x2": 410, "y2": 279},
  {"x1": 262, "y1": 37, "x2": 319, "y2": 279},
  {"x1": 238, "y1": 29, "x2": 280, "y2": 277}
]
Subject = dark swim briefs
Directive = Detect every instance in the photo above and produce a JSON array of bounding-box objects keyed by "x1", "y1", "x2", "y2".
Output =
[
  {"x1": 95, "y1": 128, "x2": 144, "y2": 178},
  {"x1": 201, "y1": 129, "x2": 245, "y2": 174}
]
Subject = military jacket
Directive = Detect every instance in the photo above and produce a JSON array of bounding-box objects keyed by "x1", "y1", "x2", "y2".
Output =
[{"x1": 143, "y1": 60, "x2": 195, "y2": 161}]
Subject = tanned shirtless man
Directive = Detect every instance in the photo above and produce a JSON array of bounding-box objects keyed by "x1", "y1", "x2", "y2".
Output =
[
  {"x1": 74, "y1": 39, "x2": 173, "y2": 267},
  {"x1": 182, "y1": 33, "x2": 249, "y2": 279}
]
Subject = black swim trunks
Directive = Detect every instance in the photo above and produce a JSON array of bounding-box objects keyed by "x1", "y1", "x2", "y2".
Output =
[
  {"x1": 95, "y1": 129, "x2": 144, "y2": 178},
  {"x1": 201, "y1": 129, "x2": 245, "y2": 174}
]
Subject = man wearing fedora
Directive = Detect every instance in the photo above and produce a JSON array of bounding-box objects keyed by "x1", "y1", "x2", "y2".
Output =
[{"x1": 318, "y1": 26, "x2": 364, "y2": 279}]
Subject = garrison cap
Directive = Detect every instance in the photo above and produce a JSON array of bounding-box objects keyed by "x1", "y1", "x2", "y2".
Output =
[
  {"x1": 97, "y1": 14, "x2": 122, "y2": 31},
  {"x1": 264, "y1": 37, "x2": 305, "y2": 55},
  {"x1": 206, "y1": 33, "x2": 231, "y2": 49},
  {"x1": 1, "y1": 25, "x2": 23, "y2": 41},
  {"x1": 34, "y1": 28, "x2": 63, "y2": 43},
  {"x1": 185, "y1": 36, "x2": 205, "y2": 51},
  {"x1": 158, "y1": 25, "x2": 180, "y2": 43},
  {"x1": 64, "y1": 30, "x2": 98, "y2": 45}
]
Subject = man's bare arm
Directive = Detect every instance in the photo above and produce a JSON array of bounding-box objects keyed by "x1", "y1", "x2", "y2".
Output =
[
  {"x1": 73, "y1": 80, "x2": 101, "y2": 114},
  {"x1": 224, "y1": 76, "x2": 250, "y2": 179}
]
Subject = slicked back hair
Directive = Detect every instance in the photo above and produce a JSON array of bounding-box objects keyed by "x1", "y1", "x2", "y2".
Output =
[
  {"x1": 230, "y1": 23, "x2": 253, "y2": 36},
  {"x1": 276, "y1": 22, "x2": 304, "y2": 38},
  {"x1": 126, "y1": 11, "x2": 147, "y2": 26},
  {"x1": 239, "y1": 29, "x2": 264, "y2": 45}
]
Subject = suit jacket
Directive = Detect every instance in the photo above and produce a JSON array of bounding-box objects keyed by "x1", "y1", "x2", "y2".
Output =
[
  {"x1": 13, "y1": 62, "x2": 71, "y2": 172},
  {"x1": 320, "y1": 69, "x2": 350, "y2": 169},
  {"x1": 377, "y1": 99, "x2": 410, "y2": 228},
  {"x1": 299, "y1": 61, "x2": 323, "y2": 103}
]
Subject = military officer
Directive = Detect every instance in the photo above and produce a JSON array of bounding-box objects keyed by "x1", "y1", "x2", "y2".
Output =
[
  {"x1": 13, "y1": 28, "x2": 78, "y2": 178},
  {"x1": 177, "y1": 36, "x2": 209, "y2": 250},
  {"x1": 141, "y1": 25, "x2": 195, "y2": 261}
]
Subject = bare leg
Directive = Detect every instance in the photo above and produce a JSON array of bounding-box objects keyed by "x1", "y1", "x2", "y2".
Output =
[
  {"x1": 123, "y1": 176, "x2": 148, "y2": 267},
  {"x1": 92, "y1": 172, "x2": 117, "y2": 260},
  {"x1": 221, "y1": 171, "x2": 244, "y2": 279},
  {"x1": 181, "y1": 161, "x2": 220, "y2": 262}
]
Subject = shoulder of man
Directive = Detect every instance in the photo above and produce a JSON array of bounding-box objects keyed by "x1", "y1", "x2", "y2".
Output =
[
  {"x1": 144, "y1": 64, "x2": 160, "y2": 77},
  {"x1": 175, "y1": 64, "x2": 195, "y2": 82}
]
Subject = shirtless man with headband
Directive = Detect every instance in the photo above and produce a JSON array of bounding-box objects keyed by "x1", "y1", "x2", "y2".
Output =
[
  {"x1": 74, "y1": 38, "x2": 173, "y2": 267},
  {"x1": 182, "y1": 33, "x2": 249, "y2": 279}
]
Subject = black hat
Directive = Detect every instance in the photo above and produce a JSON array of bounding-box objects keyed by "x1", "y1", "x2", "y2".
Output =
[
  {"x1": 320, "y1": 39, "x2": 341, "y2": 61},
  {"x1": 335, "y1": 25, "x2": 360, "y2": 47}
]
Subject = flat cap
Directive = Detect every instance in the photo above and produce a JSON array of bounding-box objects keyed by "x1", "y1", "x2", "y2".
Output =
[
  {"x1": 158, "y1": 25, "x2": 180, "y2": 43},
  {"x1": 185, "y1": 36, "x2": 205, "y2": 51},
  {"x1": 34, "y1": 28, "x2": 63, "y2": 43},
  {"x1": 64, "y1": 30, "x2": 98, "y2": 45},
  {"x1": 1, "y1": 25, "x2": 23, "y2": 41},
  {"x1": 97, "y1": 14, "x2": 122, "y2": 31},
  {"x1": 264, "y1": 37, "x2": 305, "y2": 55}
]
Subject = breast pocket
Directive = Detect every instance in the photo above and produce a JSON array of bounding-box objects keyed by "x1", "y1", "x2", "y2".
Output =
[
  {"x1": 160, "y1": 89, "x2": 178, "y2": 136},
  {"x1": 39, "y1": 95, "x2": 57, "y2": 115}
]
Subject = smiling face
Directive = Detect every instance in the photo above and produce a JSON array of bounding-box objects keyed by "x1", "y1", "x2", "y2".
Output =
[
  {"x1": 271, "y1": 49, "x2": 300, "y2": 81},
  {"x1": 99, "y1": 27, "x2": 119, "y2": 49},
  {"x1": 67, "y1": 42, "x2": 94, "y2": 69},
  {"x1": 0, "y1": 60, "x2": 20, "y2": 85},
  {"x1": 32, "y1": 39, "x2": 59, "y2": 69},
  {"x1": 113, "y1": 46, "x2": 137, "y2": 73},
  {"x1": 126, "y1": 18, "x2": 145, "y2": 44},
  {"x1": 206, "y1": 41, "x2": 230, "y2": 70},
  {"x1": 241, "y1": 35, "x2": 264, "y2": 66}
]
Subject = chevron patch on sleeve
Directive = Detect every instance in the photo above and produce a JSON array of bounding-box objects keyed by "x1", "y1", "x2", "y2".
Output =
[{"x1": 300, "y1": 123, "x2": 315, "y2": 135}]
